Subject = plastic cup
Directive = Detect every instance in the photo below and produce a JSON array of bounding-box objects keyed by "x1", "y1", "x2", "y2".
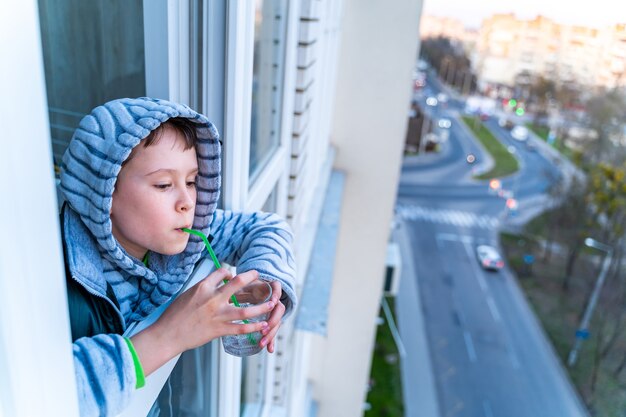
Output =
[{"x1": 221, "y1": 280, "x2": 272, "y2": 357}]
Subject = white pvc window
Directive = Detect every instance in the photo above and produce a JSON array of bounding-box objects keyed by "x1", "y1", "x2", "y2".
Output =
[
  {"x1": 221, "y1": 1, "x2": 300, "y2": 416},
  {"x1": 223, "y1": 0, "x2": 295, "y2": 216},
  {"x1": 248, "y1": 0, "x2": 289, "y2": 183},
  {"x1": 0, "y1": 2, "x2": 79, "y2": 416}
]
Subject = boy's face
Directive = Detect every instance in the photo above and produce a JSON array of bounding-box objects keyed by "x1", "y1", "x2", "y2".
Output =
[{"x1": 111, "y1": 125, "x2": 199, "y2": 260}]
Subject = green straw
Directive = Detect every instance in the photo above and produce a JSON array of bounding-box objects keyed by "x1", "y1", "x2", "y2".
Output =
[{"x1": 182, "y1": 228, "x2": 259, "y2": 345}]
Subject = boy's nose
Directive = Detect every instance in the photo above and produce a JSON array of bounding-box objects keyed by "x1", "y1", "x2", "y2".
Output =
[{"x1": 176, "y1": 189, "x2": 195, "y2": 212}]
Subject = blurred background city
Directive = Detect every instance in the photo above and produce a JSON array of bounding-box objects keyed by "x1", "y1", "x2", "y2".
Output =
[{"x1": 389, "y1": 1, "x2": 626, "y2": 416}]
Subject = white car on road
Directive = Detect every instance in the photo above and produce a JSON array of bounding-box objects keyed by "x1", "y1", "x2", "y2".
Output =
[
  {"x1": 438, "y1": 118, "x2": 452, "y2": 129},
  {"x1": 476, "y1": 245, "x2": 504, "y2": 271},
  {"x1": 511, "y1": 126, "x2": 529, "y2": 141}
]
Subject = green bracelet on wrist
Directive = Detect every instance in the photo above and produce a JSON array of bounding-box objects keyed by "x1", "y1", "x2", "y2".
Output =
[{"x1": 124, "y1": 337, "x2": 146, "y2": 389}]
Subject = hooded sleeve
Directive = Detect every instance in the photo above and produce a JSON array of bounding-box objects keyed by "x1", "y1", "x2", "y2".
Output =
[
  {"x1": 208, "y1": 209, "x2": 297, "y2": 318},
  {"x1": 73, "y1": 333, "x2": 137, "y2": 417}
]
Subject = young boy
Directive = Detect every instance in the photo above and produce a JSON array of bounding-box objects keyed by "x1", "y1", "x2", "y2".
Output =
[{"x1": 59, "y1": 97, "x2": 297, "y2": 416}]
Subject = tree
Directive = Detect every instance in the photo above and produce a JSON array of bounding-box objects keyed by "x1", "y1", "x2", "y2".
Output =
[
  {"x1": 588, "y1": 163, "x2": 626, "y2": 244},
  {"x1": 528, "y1": 75, "x2": 557, "y2": 123},
  {"x1": 554, "y1": 177, "x2": 593, "y2": 291},
  {"x1": 584, "y1": 90, "x2": 626, "y2": 164},
  {"x1": 420, "y1": 37, "x2": 477, "y2": 94}
]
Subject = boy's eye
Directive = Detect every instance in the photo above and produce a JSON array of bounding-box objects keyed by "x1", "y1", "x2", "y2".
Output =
[
  {"x1": 154, "y1": 184, "x2": 171, "y2": 190},
  {"x1": 186, "y1": 181, "x2": 197, "y2": 188}
]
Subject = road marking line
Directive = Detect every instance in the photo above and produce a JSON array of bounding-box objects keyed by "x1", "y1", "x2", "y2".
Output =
[
  {"x1": 461, "y1": 212, "x2": 474, "y2": 227},
  {"x1": 460, "y1": 235, "x2": 473, "y2": 244},
  {"x1": 436, "y1": 233, "x2": 473, "y2": 242},
  {"x1": 483, "y1": 400, "x2": 494, "y2": 417},
  {"x1": 507, "y1": 342, "x2": 521, "y2": 369},
  {"x1": 477, "y1": 216, "x2": 488, "y2": 228},
  {"x1": 463, "y1": 331, "x2": 477, "y2": 363},
  {"x1": 486, "y1": 296, "x2": 502, "y2": 323},
  {"x1": 456, "y1": 307, "x2": 468, "y2": 327},
  {"x1": 462, "y1": 240, "x2": 489, "y2": 292},
  {"x1": 447, "y1": 400, "x2": 464, "y2": 417},
  {"x1": 396, "y1": 204, "x2": 497, "y2": 229},
  {"x1": 442, "y1": 211, "x2": 455, "y2": 225}
]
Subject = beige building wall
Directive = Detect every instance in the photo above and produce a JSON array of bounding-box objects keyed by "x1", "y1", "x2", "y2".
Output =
[
  {"x1": 309, "y1": 0, "x2": 423, "y2": 416},
  {"x1": 475, "y1": 14, "x2": 626, "y2": 89},
  {"x1": 596, "y1": 24, "x2": 626, "y2": 87},
  {"x1": 421, "y1": 14, "x2": 465, "y2": 40}
]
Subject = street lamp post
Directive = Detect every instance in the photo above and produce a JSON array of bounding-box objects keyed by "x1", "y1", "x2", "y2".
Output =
[{"x1": 567, "y1": 237, "x2": 613, "y2": 367}]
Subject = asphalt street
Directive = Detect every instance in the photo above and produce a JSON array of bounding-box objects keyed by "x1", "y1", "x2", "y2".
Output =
[{"x1": 395, "y1": 75, "x2": 589, "y2": 417}]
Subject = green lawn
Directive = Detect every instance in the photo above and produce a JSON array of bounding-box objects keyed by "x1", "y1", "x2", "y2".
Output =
[
  {"x1": 526, "y1": 123, "x2": 550, "y2": 141},
  {"x1": 364, "y1": 297, "x2": 404, "y2": 417},
  {"x1": 461, "y1": 116, "x2": 519, "y2": 179}
]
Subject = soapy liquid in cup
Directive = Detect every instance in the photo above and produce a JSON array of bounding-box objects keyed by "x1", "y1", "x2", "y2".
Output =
[
  {"x1": 222, "y1": 280, "x2": 273, "y2": 357},
  {"x1": 180, "y1": 228, "x2": 272, "y2": 355}
]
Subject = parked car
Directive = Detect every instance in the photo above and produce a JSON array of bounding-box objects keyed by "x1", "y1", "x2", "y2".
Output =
[
  {"x1": 438, "y1": 118, "x2": 452, "y2": 129},
  {"x1": 498, "y1": 117, "x2": 514, "y2": 130},
  {"x1": 476, "y1": 245, "x2": 504, "y2": 271},
  {"x1": 511, "y1": 125, "x2": 529, "y2": 141},
  {"x1": 426, "y1": 96, "x2": 438, "y2": 106}
]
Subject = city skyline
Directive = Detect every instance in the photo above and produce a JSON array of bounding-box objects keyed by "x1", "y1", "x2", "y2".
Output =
[{"x1": 423, "y1": 0, "x2": 625, "y2": 29}]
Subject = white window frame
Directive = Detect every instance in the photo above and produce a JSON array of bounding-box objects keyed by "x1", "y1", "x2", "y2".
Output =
[
  {"x1": 222, "y1": 1, "x2": 299, "y2": 417},
  {"x1": 224, "y1": 0, "x2": 294, "y2": 217},
  {"x1": 0, "y1": 2, "x2": 79, "y2": 416},
  {"x1": 144, "y1": 0, "x2": 191, "y2": 105}
]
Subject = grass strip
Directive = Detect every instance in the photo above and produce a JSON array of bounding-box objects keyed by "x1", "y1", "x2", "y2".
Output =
[
  {"x1": 364, "y1": 296, "x2": 404, "y2": 417},
  {"x1": 526, "y1": 123, "x2": 583, "y2": 164},
  {"x1": 461, "y1": 116, "x2": 519, "y2": 180}
]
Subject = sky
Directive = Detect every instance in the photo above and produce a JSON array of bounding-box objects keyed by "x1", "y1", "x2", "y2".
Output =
[{"x1": 423, "y1": 0, "x2": 625, "y2": 29}]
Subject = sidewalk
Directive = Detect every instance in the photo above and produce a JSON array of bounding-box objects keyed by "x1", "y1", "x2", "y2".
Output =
[{"x1": 393, "y1": 219, "x2": 441, "y2": 417}]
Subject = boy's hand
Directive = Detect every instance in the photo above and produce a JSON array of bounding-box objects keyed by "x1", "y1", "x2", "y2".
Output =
[
  {"x1": 132, "y1": 268, "x2": 273, "y2": 376},
  {"x1": 259, "y1": 280, "x2": 285, "y2": 353}
]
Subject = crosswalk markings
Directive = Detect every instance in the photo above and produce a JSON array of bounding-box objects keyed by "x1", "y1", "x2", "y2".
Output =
[{"x1": 396, "y1": 204, "x2": 499, "y2": 229}]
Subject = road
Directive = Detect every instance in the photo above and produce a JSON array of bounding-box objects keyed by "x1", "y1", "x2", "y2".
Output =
[{"x1": 396, "y1": 74, "x2": 589, "y2": 417}]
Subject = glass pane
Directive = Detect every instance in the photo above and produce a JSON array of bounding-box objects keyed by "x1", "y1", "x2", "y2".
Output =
[
  {"x1": 148, "y1": 344, "x2": 216, "y2": 417},
  {"x1": 38, "y1": 0, "x2": 146, "y2": 170},
  {"x1": 240, "y1": 353, "x2": 267, "y2": 416},
  {"x1": 249, "y1": 0, "x2": 288, "y2": 183},
  {"x1": 261, "y1": 184, "x2": 278, "y2": 212}
]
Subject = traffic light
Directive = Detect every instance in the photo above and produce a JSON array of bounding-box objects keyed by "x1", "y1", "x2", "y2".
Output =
[{"x1": 508, "y1": 99, "x2": 517, "y2": 108}]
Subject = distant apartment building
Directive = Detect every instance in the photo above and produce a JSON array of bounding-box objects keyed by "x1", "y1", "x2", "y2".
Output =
[
  {"x1": 420, "y1": 14, "x2": 466, "y2": 41},
  {"x1": 420, "y1": 14, "x2": 477, "y2": 51},
  {"x1": 596, "y1": 24, "x2": 626, "y2": 88},
  {"x1": 474, "y1": 14, "x2": 626, "y2": 89}
]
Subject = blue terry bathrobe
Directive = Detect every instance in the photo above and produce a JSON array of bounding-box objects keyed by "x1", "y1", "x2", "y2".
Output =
[{"x1": 59, "y1": 97, "x2": 297, "y2": 416}]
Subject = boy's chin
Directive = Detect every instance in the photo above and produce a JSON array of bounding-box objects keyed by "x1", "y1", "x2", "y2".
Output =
[
  {"x1": 157, "y1": 243, "x2": 188, "y2": 256},
  {"x1": 161, "y1": 247, "x2": 187, "y2": 256}
]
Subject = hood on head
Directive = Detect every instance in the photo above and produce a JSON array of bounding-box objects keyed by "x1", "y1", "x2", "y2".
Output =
[{"x1": 60, "y1": 97, "x2": 221, "y2": 287}]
